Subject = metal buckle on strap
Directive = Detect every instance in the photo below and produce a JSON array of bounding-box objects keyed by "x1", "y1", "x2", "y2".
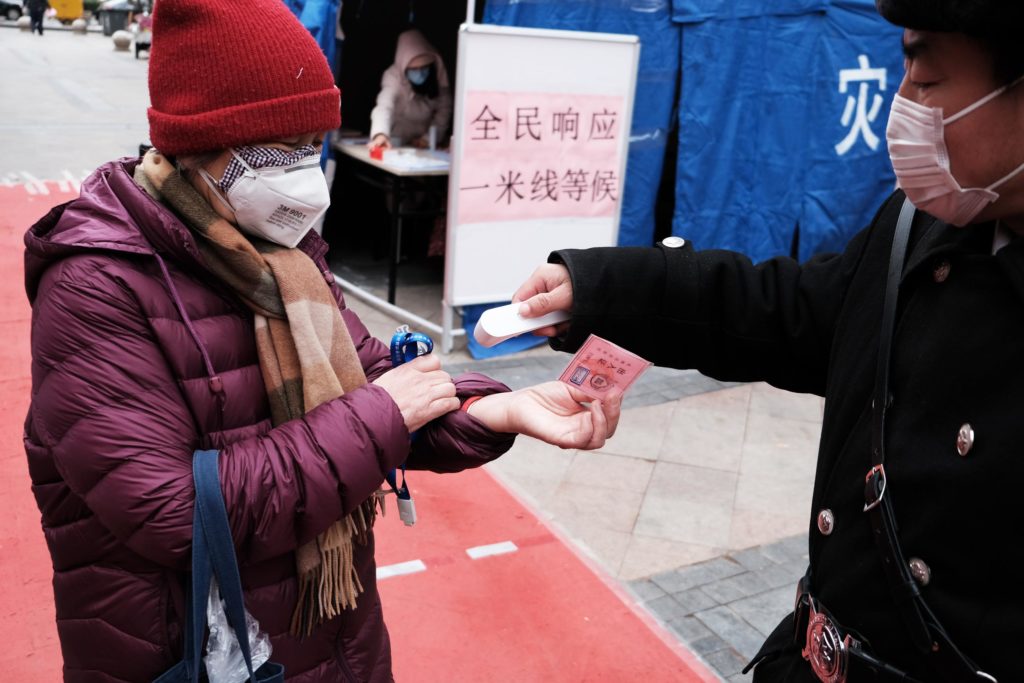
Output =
[
  {"x1": 863, "y1": 464, "x2": 887, "y2": 512},
  {"x1": 802, "y1": 600, "x2": 853, "y2": 683}
]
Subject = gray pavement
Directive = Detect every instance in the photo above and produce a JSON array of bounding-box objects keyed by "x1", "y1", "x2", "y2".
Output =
[
  {"x1": 3, "y1": 28, "x2": 820, "y2": 681},
  {"x1": 629, "y1": 536, "x2": 808, "y2": 681},
  {"x1": 1, "y1": 23, "x2": 149, "y2": 182}
]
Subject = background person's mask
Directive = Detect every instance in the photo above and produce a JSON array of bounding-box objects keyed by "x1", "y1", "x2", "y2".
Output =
[
  {"x1": 200, "y1": 146, "x2": 330, "y2": 248},
  {"x1": 406, "y1": 63, "x2": 439, "y2": 98},
  {"x1": 406, "y1": 66, "x2": 431, "y2": 85},
  {"x1": 886, "y1": 77, "x2": 1024, "y2": 226}
]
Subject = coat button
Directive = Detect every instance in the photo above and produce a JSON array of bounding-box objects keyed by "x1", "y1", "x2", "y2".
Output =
[
  {"x1": 909, "y1": 557, "x2": 931, "y2": 586},
  {"x1": 817, "y1": 509, "x2": 835, "y2": 536},
  {"x1": 932, "y1": 260, "x2": 951, "y2": 283},
  {"x1": 956, "y1": 423, "x2": 975, "y2": 457},
  {"x1": 661, "y1": 236, "x2": 686, "y2": 249}
]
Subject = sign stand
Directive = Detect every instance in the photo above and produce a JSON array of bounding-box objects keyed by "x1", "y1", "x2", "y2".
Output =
[
  {"x1": 339, "y1": 20, "x2": 640, "y2": 355},
  {"x1": 441, "y1": 24, "x2": 640, "y2": 352}
]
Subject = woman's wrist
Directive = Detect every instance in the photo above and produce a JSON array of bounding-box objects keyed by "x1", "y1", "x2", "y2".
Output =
[{"x1": 464, "y1": 391, "x2": 516, "y2": 433}]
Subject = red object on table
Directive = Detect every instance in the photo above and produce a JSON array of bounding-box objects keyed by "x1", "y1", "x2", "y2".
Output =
[{"x1": 369, "y1": 145, "x2": 384, "y2": 161}]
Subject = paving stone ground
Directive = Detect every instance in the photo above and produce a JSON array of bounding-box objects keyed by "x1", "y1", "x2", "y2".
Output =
[{"x1": 628, "y1": 535, "x2": 809, "y2": 681}]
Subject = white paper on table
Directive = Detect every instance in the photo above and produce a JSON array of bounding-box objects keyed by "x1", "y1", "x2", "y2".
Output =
[{"x1": 381, "y1": 149, "x2": 450, "y2": 171}]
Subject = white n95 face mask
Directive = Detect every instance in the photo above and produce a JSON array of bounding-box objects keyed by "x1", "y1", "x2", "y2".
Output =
[
  {"x1": 199, "y1": 146, "x2": 330, "y2": 248},
  {"x1": 886, "y1": 77, "x2": 1024, "y2": 227}
]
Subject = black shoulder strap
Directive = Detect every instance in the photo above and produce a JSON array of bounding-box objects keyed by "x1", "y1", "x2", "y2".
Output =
[{"x1": 864, "y1": 198, "x2": 995, "y2": 682}]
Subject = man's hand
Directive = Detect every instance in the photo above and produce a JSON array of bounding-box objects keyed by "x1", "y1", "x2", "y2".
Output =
[
  {"x1": 466, "y1": 382, "x2": 621, "y2": 450},
  {"x1": 372, "y1": 355, "x2": 460, "y2": 433},
  {"x1": 511, "y1": 263, "x2": 573, "y2": 337}
]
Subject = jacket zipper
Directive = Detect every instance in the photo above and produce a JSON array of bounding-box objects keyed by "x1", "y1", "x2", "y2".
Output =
[{"x1": 333, "y1": 627, "x2": 359, "y2": 683}]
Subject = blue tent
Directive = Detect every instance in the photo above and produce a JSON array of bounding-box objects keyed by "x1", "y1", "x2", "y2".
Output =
[
  {"x1": 282, "y1": 0, "x2": 340, "y2": 69},
  {"x1": 486, "y1": 0, "x2": 903, "y2": 262},
  {"x1": 282, "y1": 0, "x2": 341, "y2": 166}
]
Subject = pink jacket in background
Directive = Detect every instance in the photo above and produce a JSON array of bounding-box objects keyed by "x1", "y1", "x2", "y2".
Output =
[{"x1": 369, "y1": 29, "x2": 453, "y2": 144}]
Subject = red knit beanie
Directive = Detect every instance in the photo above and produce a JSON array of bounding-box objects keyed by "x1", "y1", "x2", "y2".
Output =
[{"x1": 147, "y1": 0, "x2": 340, "y2": 156}]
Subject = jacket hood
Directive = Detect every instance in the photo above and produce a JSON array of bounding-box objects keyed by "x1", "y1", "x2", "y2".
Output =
[
  {"x1": 24, "y1": 158, "x2": 205, "y2": 303},
  {"x1": 393, "y1": 29, "x2": 449, "y2": 87}
]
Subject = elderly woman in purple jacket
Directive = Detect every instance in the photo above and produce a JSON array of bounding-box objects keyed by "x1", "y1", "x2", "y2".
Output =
[{"x1": 22, "y1": 2, "x2": 619, "y2": 682}]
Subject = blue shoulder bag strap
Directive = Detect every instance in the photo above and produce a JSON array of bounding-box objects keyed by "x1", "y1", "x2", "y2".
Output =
[
  {"x1": 154, "y1": 451, "x2": 284, "y2": 683},
  {"x1": 193, "y1": 449, "x2": 260, "y2": 680}
]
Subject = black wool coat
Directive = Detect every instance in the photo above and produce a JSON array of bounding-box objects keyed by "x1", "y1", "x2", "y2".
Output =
[{"x1": 552, "y1": 191, "x2": 1024, "y2": 681}]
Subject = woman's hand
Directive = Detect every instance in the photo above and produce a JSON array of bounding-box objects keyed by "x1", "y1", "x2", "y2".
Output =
[
  {"x1": 511, "y1": 263, "x2": 574, "y2": 337},
  {"x1": 372, "y1": 355, "x2": 460, "y2": 433},
  {"x1": 467, "y1": 382, "x2": 621, "y2": 450},
  {"x1": 369, "y1": 133, "x2": 392, "y2": 150}
]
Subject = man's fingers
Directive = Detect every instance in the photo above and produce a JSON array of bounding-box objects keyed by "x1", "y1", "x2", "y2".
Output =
[
  {"x1": 530, "y1": 325, "x2": 559, "y2": 338},
  {"x1": 519, "y1": 291, "x2": 555, "y2": 318},
  {"x1": 512, "y1": 264, "x2": 572, "y2": 318},
  {"x1": 511, "y1": 281, "x2": 541, "y2": 307},
  {"x1": 511, "y1": 265, "x2": 553, "y2": 304}
]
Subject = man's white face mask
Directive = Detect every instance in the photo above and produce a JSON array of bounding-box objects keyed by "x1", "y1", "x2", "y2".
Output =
[
  {"x1": 199, "y1": 145, "x2": 330, "y2": 248},
  {"x1": 886, "y1": 76, "x2": 1024, "y2": 226}
]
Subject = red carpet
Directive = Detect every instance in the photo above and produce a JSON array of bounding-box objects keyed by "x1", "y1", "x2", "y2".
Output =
[
  {"x1": 0, "y1": 186, "x2": 76, "y2": 682},
  {"x1": 375, "y1": 468, "x2": 716, "y2": 682}
]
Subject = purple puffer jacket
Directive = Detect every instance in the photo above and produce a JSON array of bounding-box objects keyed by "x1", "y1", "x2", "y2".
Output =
[{"x1": 23, "y1": 158, "x2": 515, "y2": 683}]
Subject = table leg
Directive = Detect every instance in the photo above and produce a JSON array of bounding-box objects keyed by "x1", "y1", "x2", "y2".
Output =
[
  {"x1": 442, "y1": 301, "x2": 455, "y2": 354},
  {"x1": 388, "y1": 177, "x2": 402, "y2": 304}
]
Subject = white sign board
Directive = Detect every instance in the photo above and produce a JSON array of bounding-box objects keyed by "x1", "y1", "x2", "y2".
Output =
[{"x1": 445, "y1": 24, "x2": 640, "y2": 307}]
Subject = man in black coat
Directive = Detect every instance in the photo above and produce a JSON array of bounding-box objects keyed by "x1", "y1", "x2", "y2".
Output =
[
  {"x1": 25, "y1": 0, "x2": 49, "y2": 35},
  {"x1": 514, "y1": 1, "x2": 1024, "y2": 681}
]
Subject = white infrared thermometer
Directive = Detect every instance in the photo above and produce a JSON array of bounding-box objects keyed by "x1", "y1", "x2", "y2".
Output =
[{"x1": 473, "y1": 302, "x2": 571, "y2": 347}]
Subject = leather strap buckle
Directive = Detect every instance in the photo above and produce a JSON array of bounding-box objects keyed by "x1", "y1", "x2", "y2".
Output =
[
  {"x1": 802, "y1": 600, "x2": 853, "y2": 683},
  {"x1": 863, "y1": 464, "x2": 887, "y2": 512}
]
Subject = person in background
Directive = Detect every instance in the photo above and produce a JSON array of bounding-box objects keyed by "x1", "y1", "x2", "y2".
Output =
[
  {"x1": 368, "y1": 28, "x2": 452, "y2": 151},
  {"x1": 25, "y1": 0, "x2": 49, "y2": 35},
  {"x1": 22, "y1": 1, "x2": 620, "y2": 681},
  {"x1": 511, "y1": 0, "x2": 1024, "y2": 680}
]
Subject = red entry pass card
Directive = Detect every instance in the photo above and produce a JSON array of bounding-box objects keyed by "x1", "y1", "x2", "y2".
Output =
[{"x1": 558, "y1": 334, "x2": 652, "y2": 400}]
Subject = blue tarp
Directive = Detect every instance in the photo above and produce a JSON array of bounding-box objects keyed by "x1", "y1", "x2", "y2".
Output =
[
  {"x1": 485, "y1": 0, "x2": 903, "y2": 262},
  {"x1": 462, "y1": 303, "x2": 548, "y2": 360},
  {"x1": 485, "y1": 0, "x2": 681, "y2": 248},
  {"x1": 282, "y1": 0, "x2": 340, "y2": 69},
  {"x1": 674, "y1": 0, "x2": 903, "y2": 261},
  {"x1": 282, "y1": 0, "x2": 340, "y2": 167}
]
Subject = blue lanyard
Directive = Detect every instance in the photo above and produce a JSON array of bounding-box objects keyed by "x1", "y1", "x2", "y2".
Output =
[{"x1": 386, "y1": 326, "x2": 433, "y2": 501}]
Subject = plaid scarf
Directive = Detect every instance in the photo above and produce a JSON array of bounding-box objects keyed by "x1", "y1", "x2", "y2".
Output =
[{"x1": 138, "y1": 150, "x2": 380, "y2": 637}]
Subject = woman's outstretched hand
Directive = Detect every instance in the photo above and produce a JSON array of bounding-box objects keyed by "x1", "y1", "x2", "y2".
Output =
[{"x1": 467, "y1": 381, "x2": 621, "y2": 450}]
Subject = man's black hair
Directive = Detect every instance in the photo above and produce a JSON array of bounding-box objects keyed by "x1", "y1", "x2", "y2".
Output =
[
  {"x1": 991, "y1": 39, "x2": 1024, "y2": 86},
  {"x1": 877, "y1": 1, "x2": 1024, "y2": 85}
]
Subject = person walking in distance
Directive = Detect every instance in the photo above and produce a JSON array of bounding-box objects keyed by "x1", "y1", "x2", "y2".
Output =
[{"x1": 25, "y1": 0, "x2": 49, "y2": 35}]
